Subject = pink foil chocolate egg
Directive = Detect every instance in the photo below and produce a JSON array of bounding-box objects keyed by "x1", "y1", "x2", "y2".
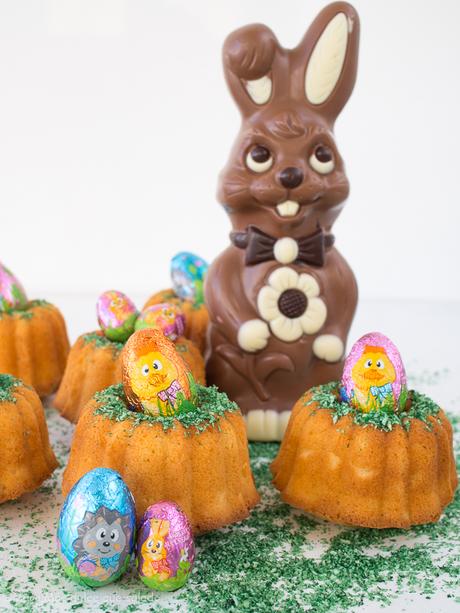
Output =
[
  {"x1": 135, "y1": 303, "x2": 186, "y2": 342},
  {"x1": 341, "y1": 332, "x2": 407, "y2": 413},
  {"x1": 96, "y1": 290, "x2": 138, "y2": 342},
  {"x1": 0, "y1": 262, "x2": 28, "y2": 312},
  {"x1": 136, "y1": 501, "x2": 195, "y2": 591}
]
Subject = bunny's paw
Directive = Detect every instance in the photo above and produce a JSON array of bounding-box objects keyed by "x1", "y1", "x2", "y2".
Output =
[
  {"x1": 313, "y1": 334, "x2": 344, "y2": 362},
  {"x1": 237, "y1": 319, "x2": 270, "y2": 352}
]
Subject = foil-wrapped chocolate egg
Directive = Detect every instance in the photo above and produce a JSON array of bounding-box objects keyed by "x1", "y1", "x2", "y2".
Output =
[
  {"x1": 56, "y1": 468, "x2": 136, "y2": 587},
  {"x1": 97, "y1": 290, "x2": 138, "y2": 342},
  {"x1": 341, "y1": 332, "x2": 407, "y2": 413},
  {"x1": 136, "y1": 501, "x2": 195, "y2": 591},
  {"x1": 135, "y1": 303, "x2": 186, "y2": 342},
  {"x1": 121, "y1": 328, "x2": 193, "y2": 416},
  {"x1": 0, "y1": 262, "x2": 27, "y2": 312},
  {"x1": 171, "y1": 252, "x2": 208, "y2": 305}
]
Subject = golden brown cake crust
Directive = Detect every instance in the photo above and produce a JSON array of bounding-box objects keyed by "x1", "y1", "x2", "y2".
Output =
[
  {"x1": 0, "y1": 302, "x2": 69, "y2": 397},
  {"x1": 271, "y1": 389, "x2": 458, "y2": 529},
  {"x1": 54, "y1": 332, "x2": 123, "y2": 423},
  {"x1": 62, "y1": 387, "x2": 259, "y2": 534},
  {"x1": 0, "y1": 377, "x2": 58, "y2": 503}
]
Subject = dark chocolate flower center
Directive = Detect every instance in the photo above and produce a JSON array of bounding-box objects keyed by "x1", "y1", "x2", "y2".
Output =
[{"x1": 277, "y1": 289, "x2": 307, "y2": 319}]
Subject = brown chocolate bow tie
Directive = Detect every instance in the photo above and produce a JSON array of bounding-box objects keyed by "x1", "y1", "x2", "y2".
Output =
[{"x1": 230, "y1": 225, "x2": 334, "y2": 267}]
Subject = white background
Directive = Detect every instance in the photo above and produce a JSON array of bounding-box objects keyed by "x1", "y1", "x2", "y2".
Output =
[{"x1": 0, "y1": 0, "x2": 459, "y2": 302}]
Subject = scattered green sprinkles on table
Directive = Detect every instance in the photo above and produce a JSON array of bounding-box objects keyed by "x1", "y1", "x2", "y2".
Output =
[
  {"x1": 0, "y1": 370, "x2": 458, "y2": 612},
  {"x1": 305, "y1": 381, "x2": 440, "y2": 432},
  {"x1": 93, "y1": 382, "x2": 239, "y2": 432}
]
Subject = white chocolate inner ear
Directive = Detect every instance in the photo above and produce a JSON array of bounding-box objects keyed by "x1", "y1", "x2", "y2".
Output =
[
  {"x1": 305, "y1": 12, "x2": 348, "y2": 105},
  {"x1": 245, "y1": 75, "x2": 272, "y2": 105}
]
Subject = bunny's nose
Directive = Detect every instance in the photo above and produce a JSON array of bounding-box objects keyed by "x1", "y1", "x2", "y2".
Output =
[{"x1": 279, "y1": 167, "x2": 303, "y2": 189}]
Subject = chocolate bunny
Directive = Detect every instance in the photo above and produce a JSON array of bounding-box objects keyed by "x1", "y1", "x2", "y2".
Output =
[{"x1": 205, "y1": 2, "x2": 360, "y2": 440}]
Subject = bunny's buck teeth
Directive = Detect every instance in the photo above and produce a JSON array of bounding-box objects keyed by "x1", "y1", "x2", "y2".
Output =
[{"x1": 276, "y1": 200, "x2": 300, "y2": 217}]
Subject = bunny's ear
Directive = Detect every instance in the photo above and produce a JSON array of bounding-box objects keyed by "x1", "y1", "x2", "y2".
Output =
[
  {"x1": 223, "y1": 24, "x2": 282, "y2": 116},
  {"x1": 158, "y1": 520, "x2": 170, "y2": 538},
  {"x1": 297, "y1": 2, "x2": 360, "y2": 123}
]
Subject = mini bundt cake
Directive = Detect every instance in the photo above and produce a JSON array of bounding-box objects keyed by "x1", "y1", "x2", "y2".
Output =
[
  {"x1": 0, "y1": 262, "x2": 69, "y2": 397},
  {"x1": 54, "y1": 292, "x2": 205, "y2": 423},
  {"x1": 62, "y1": 329, "x2": 259, "y2": 533},
  {"x1": 0, "y1": 374, "x2": 58, "y2": 502},
  {"x1": 54, "y1": 332, "x2": 124, "y2": 422},
  {"x1": 271, "y1": 333, "x2": 458, "y2": 529}
]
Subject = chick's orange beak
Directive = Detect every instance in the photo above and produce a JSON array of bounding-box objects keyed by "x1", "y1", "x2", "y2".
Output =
[
  {"x1": 148, "y1": 372, "x2": 168, "y2": 386},
  {"x1": 363, "y1": 369, "x2": 383, "y2": 381}
]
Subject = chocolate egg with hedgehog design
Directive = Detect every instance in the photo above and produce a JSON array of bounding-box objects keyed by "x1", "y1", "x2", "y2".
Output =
[
  {"x1": 96, "y1": 290, "x2": 138, "y2": 342},
  {"x1": 136, "y1": 501, "x2": 195, "y2": 591},
  {"x1": 341, "y1": 332, "x2": 407, "y2": 413},
  {"x1": 57, "y1": 467, "x2": 136, "y2": 587},
  {"x1": 121, "y1": 328, "x2": 193, "y2": 416},
  {"x1": 0, "y1": 262, "x2": 28, "y2": 312}
]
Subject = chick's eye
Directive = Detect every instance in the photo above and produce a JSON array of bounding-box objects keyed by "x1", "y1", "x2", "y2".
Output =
[
  {"x1": 364, "y1": 359, "x2": 372, "y2": 368},
  {"x1": 142, "y1": 364, "x2": 149, "y2": 376},
  {"x1": 246, "y1": 145, "x2": 273, "y2": 173},
  {"x1": 376, "y1": 360, "x2": 384, "y2": 369},
  {"x1": 152, "y1": 360, "x2": 163, "y2": 371},
  {"x1": 309, "y1": 145, "x2": 335, "y2": 175}
]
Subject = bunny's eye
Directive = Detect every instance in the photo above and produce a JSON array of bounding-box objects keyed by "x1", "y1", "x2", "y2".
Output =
[
  {"x1": 246, "y1": 145, "x2": 273, "y2": 173},
  {"x1": 309, "y1": 145, "x2": 335, "y2": 175}
]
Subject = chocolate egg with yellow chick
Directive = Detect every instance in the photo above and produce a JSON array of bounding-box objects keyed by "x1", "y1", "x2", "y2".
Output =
[
  {"x1": 340, "y1": 332, "x2": 407, "y2": 413},
  {"x1": 121, "y1": 329, "x2": 193, "y2": 417}
]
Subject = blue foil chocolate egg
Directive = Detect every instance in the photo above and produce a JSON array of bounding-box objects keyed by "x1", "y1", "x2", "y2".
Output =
[
  {"x1": 136, "y1": 501, "x2": 195, "y2": 591},
  {"x1": 57, "y1": 468, "x2": 136, "y2": 587},
  {"x1": 171, "y1": 252, "x2": 208, "y2": 305}
]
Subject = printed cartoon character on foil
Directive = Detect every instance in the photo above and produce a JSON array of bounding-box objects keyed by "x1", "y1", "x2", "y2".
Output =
[
  {"x1": 135, "y1": 303, "x2": 186, "y2": 341},
  {"x1": 122, "y1": 328, "x2": 193, "y2": 416},
  {"x1": 136, "y1": 504, "x2": 195, "y2": 591},
  {"x1": 96, "y1": 290, "x2": 139, "y2": 342},
  {"x1": 141, "y1": 519, "x2": 172, "y2": 582},
  {"x1": 340, "y1": 332, "x2": 408, "y2": 413},
  {"x1": 73, "y1": 507, "x2": 133, "y2": 582},
  {"x1": 171, "y1": 252, "x2": 208, "y2": 305}
]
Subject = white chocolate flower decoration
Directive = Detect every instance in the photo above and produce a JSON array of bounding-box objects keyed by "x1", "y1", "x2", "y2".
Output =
[{"x1": 257, "y1": 267, "x2": 327, "y2": 342}]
